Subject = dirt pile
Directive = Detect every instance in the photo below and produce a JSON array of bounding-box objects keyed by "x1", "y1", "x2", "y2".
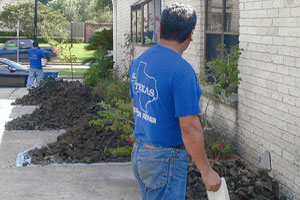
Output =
[
  {"x1": 28, "y1": 116, "x2": 131, "y2": 165},
  {"x1": 186, "y1": 161, "x2": 278, "y2": 200},
  {"x1": 6, "y1": 78, "x2": 100, "y2": 130},
  {"x1": 9, "y1": 78, "x2": 131, "y2": 164}
]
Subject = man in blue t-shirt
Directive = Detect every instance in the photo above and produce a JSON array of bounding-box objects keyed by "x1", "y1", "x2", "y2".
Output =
[
  {"x1": 26, "y1": 41, "x2": 46, "y2": 89},
  {"x1": 130, "y1": 3, "x2": 221, "y2": 199}
]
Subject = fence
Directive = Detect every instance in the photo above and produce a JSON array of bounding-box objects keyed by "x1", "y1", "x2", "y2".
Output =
[
  {"x1": 84, "y1": 23, "x2": 112, "y2": 43},
  {"x1": 0, "y1": 22, "x2": 112, "y2": 43},
  {"x1": 66, "y1": 22, "x2": 112, "y2": 43}
]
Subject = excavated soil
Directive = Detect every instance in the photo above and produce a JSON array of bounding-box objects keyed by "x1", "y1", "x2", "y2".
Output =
[
  {"x1": 7, "y1": 78, "x2": 100, "y2": 130},
  {"x1": 8, "y1": 78, "x2": 280, "y2": 199},
  {"x1": 186, "y1": 161, "x2": 278, "y2": 200}
]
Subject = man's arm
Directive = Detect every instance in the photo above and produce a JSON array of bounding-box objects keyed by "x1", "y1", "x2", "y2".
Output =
[{"x1": 179, "y1": 115, "x2": 221, "y2": 192}]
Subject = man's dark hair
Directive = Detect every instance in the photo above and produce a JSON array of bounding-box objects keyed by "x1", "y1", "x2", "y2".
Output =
[
  {"x1": 33, "y1": 41, "x2": 39, "y2": 47},
  {"x1": 160, "y1": 3, "x2": 197, "y2": 43}
]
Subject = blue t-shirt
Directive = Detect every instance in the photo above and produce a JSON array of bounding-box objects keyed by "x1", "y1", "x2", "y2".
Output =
[
  {"x1": 129, "y1": 44, "x2": 202, "y2": 147},
  {"x1": 28, "y1": 47, "x2": 45, "y2": 70}
]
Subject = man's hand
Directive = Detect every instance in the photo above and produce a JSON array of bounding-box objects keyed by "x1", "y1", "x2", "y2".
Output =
[{"x1": 201, "y1": 167, "x2": 221, "y2": 192}]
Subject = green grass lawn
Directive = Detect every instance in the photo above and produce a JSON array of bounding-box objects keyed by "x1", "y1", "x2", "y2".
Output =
[
  {"x1": 43, "y1": 68, "x2": 88, "y2": 76},
  {"x1": 0, "y1": 43, "x2": 94, "y2": 63},
  {"x1": 41, "y1": 43, "x2": 95, "y2": 63}
]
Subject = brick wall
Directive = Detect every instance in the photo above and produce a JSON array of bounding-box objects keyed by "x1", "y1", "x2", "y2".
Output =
[{"x1": 237, "y1": 0, "x2": 300, "y2": 198}]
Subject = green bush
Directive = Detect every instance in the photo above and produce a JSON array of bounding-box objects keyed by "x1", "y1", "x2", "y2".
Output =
[
  {"x1": 85, "y1": 28, "x2": 113, "y2": 51},
  {"x1": 0, "y1": 31, "x2": 24, "y2": 36},
  {"x1": 0, "y1": 36, "x2": 28, "y2": 43},
  {"x1": 105, "y1": 146, "x2": 133, "y2": 157},
  {"x1": 90, "y1": 78, "x2": 134, "y2": 144},
  {"x1": 82, "y1": 28, "x2": 113, "y2": 65},
  {"x1": 83, "y1": 47, "x2": 114, "y2": 86},
  {"x1": 90, "y1": 99, "x2": 134, "y2": 135},
  {"x1": 201, "y1": 44, "x2": 243, "y2": 99},
  {"x1": 93, "y1": 79, "x2": 131, "y2": 104}
]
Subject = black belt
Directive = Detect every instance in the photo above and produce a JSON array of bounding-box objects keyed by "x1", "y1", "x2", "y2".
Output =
[{"x1": 144, "y1": 143, "x2": 185, "y2": 149}]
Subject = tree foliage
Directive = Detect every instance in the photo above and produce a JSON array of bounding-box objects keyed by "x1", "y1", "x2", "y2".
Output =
[
  {"x1": 38, "y1": 0, "x2": 51, "y2": 5},
  {"x1": 84, "y1": 48, "x2": 114, "y2": 86},
  {"x1": 85, "y1": 28, "x2": 113, "y2": 51},
  {"x1": 0, "y1": 1, "x2": 67, "y2": 39},
  {"x1": 94, "y1": 0, "x2": 112, "y2": 10},
  {"x1": 49, "y1": 0, "x2": 95, "y2": 22},
  {"x1": 49, "y1": 0, "x2": 112, "y2": 23}
]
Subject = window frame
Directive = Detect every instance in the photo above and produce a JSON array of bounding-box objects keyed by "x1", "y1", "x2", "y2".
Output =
[
  {"x1": 204, "y1": 0, "x2": 240, "y2": 96},
  {"x1": 130, "y1": 0, "x2": 161, "y2": 45},
  {"x1": 205, "y1": 0, "x2": 239, "y2": 60}
]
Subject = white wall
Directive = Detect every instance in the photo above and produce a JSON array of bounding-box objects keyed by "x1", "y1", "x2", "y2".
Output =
[{"x1": 238, "y1": 0, "x2": 300, "y2": 198}]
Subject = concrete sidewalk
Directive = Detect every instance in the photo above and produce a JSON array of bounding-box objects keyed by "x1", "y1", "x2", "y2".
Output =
[{"x1": 0, "y1": 88, "x2": 140, "y2": 200}]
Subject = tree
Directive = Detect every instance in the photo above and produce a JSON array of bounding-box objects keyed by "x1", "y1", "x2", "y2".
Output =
[
  {"x1": 49, "y1": 0, "x2": 112, "y2": 23},
  {"x1": 50, "y1": 0, "x2": 95, "y2": 22},
  {"x1": 94, "y1": 0, "x2": 112, "y2": 10},
  {"x1": 0, "y1": 2, "x2": 67, "y2": 40},
  {"x1": 38, "y1": 0, "x2": 51, "y2": 5}
]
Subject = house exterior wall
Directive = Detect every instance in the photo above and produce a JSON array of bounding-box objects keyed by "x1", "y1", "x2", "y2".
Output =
[
  {"x1": 113, "y1": 0, "x2": 300, "y2": 198},
  {"x1": 113, "y1": 0, "x2": 205, "y2": 76},
  {"x1": 237, "y1": 0, "x2": 300, "y2": 198}
]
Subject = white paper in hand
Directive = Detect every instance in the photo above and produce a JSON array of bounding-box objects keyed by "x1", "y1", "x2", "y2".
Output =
[{"x1": 207, "y1": 177, "x2": 230, "y2": 200}]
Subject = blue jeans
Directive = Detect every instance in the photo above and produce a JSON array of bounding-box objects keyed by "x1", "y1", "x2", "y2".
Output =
[
  {"x1": 131, "y1": 139, "x2": 189, "y2": 200},
  {"x1": 27, "y1": 68, "x2": 43, "y2": 88}
]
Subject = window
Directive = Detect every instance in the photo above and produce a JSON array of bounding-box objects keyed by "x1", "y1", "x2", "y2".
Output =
[
  {"x1": 205, "y1": 0, "x2": 239, "y2": 61},
  {"x1": 205, "y1": 0, "x2": 240, "y2": 94},
  {"x1": 20, "y1": 41, "x2": 32, "y2": 49},
  {"x1": 6, "y1": 42, "x2": 17, "y2": 50},
  {"x1": 131, "y1": 0, "x2": 161, "y2": 45}
]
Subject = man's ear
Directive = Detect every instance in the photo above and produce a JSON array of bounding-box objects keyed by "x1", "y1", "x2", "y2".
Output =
[
  {"x1": 189, "y1": 29, "x2": 195, "y2": 41},
  {"x1": 159, "y1": 24, "x2": 162, "y2": 34}
]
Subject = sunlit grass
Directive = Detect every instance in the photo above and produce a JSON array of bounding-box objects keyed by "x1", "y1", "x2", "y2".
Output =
[
  {"x1": 57, "y1": 68, "x2": 88, "y2": 76},
  {"x1": 40, "y1": 43, "x2": 95, "y2": 63},
  {"x1": 0, "y1": 42, "x2": 94, "y2": 63}
]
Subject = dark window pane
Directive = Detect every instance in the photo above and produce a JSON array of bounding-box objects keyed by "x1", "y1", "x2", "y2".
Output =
[
  {"x1": 207, "y1": 0, "x2": 223, "y2": 32},
  {"x1": 224, "y1": 35, "x2": 239, "y2": 52},
  {"x1": 225, "y1": 34, "x2": 239, "y2": 93},
  {"x1": 205, "y1": 34, "x2": 221, "y2": 83},
  {"x1": 206, "y1": 34, "x2": 221, "y2": 61}
]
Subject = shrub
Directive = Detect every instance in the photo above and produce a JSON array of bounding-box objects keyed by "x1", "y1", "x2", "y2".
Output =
[
  {"x1": 209, "y1": 140, "x2": 231, "y2": 160},
  {"x1": 85, "y1": 28, "x2": 113, "y2": 51},
  {"x1": 200, "y1": 44, "x2": 243, "y2": 100},
  {"x1": 89, "y1": 99, "x2": 134, "y2": 143},
  {"x1": 90, "y1": 78, "x2": 134, "y2": 146},
  {"x1": 105, "y1": 146, "x2": 133, "y2": 157},
  {"x1": 199, "y1": 44, "x2": 243, "y2": 128},
  {"x1": 83, "y1": 47, "x2": 114, "y2": 86}
]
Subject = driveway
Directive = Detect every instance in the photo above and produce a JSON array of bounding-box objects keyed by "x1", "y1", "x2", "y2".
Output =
[{"x1": 0, "y1": 88, "x2": 140, "y2": 200}]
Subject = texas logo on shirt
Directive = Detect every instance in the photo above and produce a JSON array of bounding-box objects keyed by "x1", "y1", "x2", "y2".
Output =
[{"x1": 131, "y1": 61, "x2": 158, "y2": 113}]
